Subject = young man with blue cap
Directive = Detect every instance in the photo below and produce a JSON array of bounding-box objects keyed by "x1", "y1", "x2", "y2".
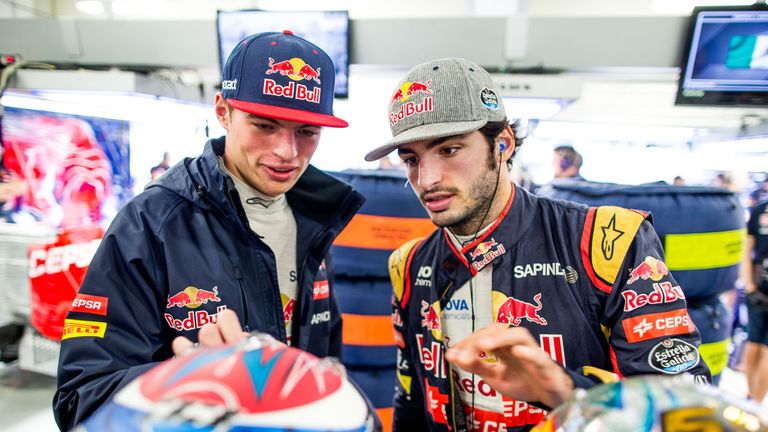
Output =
[
  {"x1": 367, "y1": 58, "x2": 710, "y2": 431},
  {"x1": 54, "y1": 31, "x2": 363, "y2": 430}
]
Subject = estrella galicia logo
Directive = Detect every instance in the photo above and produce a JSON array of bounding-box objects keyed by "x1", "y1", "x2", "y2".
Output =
[
  {"x1": 648, "y1": 338, "x2": 700, "y2": 374},
  {"x1": 480, "y1": 87, "x2": 499, "y2": 110}
]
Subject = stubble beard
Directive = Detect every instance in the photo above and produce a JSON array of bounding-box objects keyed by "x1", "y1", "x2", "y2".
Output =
[{"x1": 431, "y1": 156, "x2": 500, "y2": 236}]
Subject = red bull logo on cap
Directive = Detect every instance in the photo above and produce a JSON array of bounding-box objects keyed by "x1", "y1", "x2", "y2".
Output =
[
  {"x1": 493, "y1": 292, "x2": 547, "y2": 327},
  {"x1": 389, "y1": 80, "x2": 434, "y2": 126},
  {"x1": 627, "y1": 256, "x2": 669, "y2": 285},
  {"x1": 266, "y1": 57, "x2": 321, "y2": 83},
  {"x1": 390, "y1": 80, "x2": 432, "y2": 106},
  {"x1": 420, "y1": 300, "x2": 443, "y2": 341},
  {"x1": 263, "y1": 57, "x2": 322, "y2": 104},
  {"x1": 166, "y1": 286, "x2": 221, "y2": 309},
  {"x1": 469, "y1": 238, "x2": 506, "y2": 272}
]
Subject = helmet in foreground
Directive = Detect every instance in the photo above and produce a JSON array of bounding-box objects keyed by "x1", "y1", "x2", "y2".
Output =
[
  {"x1": 532, "y1": 375, "x2": 767, "y2": 432},
  {"x1": 532, "y1": 375, "x2": 768, "y2": 432},
  {"x1": 77, "y1": 334, "x2": 377, "y2": 431}
]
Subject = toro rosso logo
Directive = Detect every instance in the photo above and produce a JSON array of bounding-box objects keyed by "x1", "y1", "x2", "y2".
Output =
[{"x1": 167, "y1": 286, "x2": 221, "y2": 309}]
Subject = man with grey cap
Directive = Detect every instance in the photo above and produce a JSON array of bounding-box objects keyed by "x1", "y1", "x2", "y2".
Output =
[{"x1": 372, "y1": 58, "x2": 710, "y2": 431}]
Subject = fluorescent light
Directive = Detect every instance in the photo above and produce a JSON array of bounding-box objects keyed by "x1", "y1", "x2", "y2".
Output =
[
  {"x1": 652, "y1": 0, "x2": 757, "y2": 15},
  {"x1": 502, "y1": 97, "x2": 567, "y2": 120},
  {"x1": 111, "y1": 0, "x2": 171, "y2": 16},
  {"x1": 75, "y1": 0, "x2": 104, "y2": 15}
]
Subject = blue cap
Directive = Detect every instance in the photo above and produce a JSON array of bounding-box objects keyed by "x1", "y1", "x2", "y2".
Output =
[{"x1": 221, "y1": 30, "x2": 348, "y2": 128}]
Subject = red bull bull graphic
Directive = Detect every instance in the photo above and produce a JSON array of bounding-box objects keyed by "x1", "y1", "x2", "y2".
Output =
[
  {"x1": 420, "y1": 300, "x2": 443, "y2": 340},
  {"x1": 627, "y1": 256, "x2": 669, "y2": 285},
  {"x1": 263, "y1": 57, "x2": 321, "y2": 104},
  {"x1": 266, "y1": 57, "x2": 321, "y2": 84},
  {"x1": 164, "y1": 305, "x2": 228, "y2": 331},
  {"x1": 469, "y1": 238, "x2": 507, "y2": 272},
  {"x1": 390, "y1": 80, "x2": 432, "y2": 106},
  {"x1": 166, "y1": 286, "x2": 221, "y2": 309},
  {"x1": 494, "y1": 292, "x2": 547, "y2": 327}
]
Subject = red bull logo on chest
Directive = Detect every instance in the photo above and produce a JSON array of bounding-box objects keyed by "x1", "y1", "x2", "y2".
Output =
[
  {"x1": 263, "y1": 57, "x2": 322, "y2": 104},
  {"x1": 420, "y1": 300, "x2": 443, "y2": 341},
  {"x1": 493, "y1": 292, "x2": 547, "y2": 327},
  {"x1": 167, "y1": 286, "x2": 221, "y2": 309}
]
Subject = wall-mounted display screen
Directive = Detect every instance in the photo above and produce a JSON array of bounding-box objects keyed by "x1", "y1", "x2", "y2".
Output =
[
  {"x1": 676, "y1": 5, "x2": 768, "y2": 107},
  {"x1": 217, "y1": 10, "x2": 349, "y2": 98}
]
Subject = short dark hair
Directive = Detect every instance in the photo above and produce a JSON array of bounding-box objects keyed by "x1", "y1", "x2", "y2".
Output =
[{"x1": 479, "y1": 119, "x2": 524, "y2": 169}]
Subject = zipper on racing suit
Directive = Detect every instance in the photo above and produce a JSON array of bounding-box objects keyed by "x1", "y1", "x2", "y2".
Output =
[{"x1": 437, "y1": 281, "x2": 461, "y2": 431}]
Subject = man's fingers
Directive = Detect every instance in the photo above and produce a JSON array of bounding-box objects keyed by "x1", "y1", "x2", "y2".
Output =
[
  {"x1": 172, "y1": 336, "x2": 195, "y2": 357},
  {"x1": 217, "y1": 309, "x2": 246, "y2": 343},
  {"x1": 198, "y1": 321, "x2": 226, "y2": 346},
  {"x1": 445, "y1": 349, "x2": 497, "y2": 377}
]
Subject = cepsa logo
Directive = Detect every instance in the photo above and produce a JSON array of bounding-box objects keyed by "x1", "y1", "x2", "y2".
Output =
[
  {"x1": 622, "y1": 308, "x2": 695, "y2": 343},
  {"x1": 71, "y1": 293, "x2": 108, "y2": 316},
  {"x1": 28, "y1": 239, "x2": 101, "y2": 278}
]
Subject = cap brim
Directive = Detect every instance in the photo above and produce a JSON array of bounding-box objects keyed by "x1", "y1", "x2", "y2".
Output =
[
  {"x1": 364, "y1": 120, "x2": 487, "y2": 162},
  {"x1": 227, "y1": 99, "x2": 348, "y2": 128}
]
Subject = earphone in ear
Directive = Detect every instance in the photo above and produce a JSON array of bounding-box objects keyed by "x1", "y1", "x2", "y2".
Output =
[
  {"x1": 560, "y1": 155, "x2": 572, "y2": 170},
  {"x1": 499, "y1": 142, "x2": 506, "y2": 152}
]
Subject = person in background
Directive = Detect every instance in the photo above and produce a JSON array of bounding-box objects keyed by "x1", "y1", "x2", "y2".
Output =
[
  {"x1": 364, "y1": 57, "x2": 710, "y2": 432},
  {"x1": 739, "y1": 199, "x2": 768, "y2": 403},
  {"x1": 54, "y1": 31, "x2": 363, "y2": 430},
  {"x1": 673, "y1": 176, "x2": 685, "y2": 186},
  {"x1": 149, "y1": 151, "x2": 171, "y2": 181},
  {"x1": 712, "y1": 172, "x2": 732, "y2": 189},
  {"x1": 552, "y1": 145, "x2": 584, "y2": 180},
  {"x1": 0, "y1": 167, "x2": 26, "y2": 222},
  {"x1": 748, "y1": 178, "x2": 768, "y2": 208}
]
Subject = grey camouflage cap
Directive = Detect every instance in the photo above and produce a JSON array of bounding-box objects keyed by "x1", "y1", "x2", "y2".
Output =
[{"x1": 364, "y1": 57, "x2": 507, "y2": 162}]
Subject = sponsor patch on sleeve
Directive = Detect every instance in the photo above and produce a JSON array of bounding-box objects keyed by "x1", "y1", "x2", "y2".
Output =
[
  {"x1": 312, "y1": 280, "x2": 329, "y2": 300},
  {"x1": 582, "y1": 206, "x2": 647, "y2": 292},
  {"x1": 622, "y1": 309, "x2": 696, "y2": 343},
  {"x1": 70, "y1": 293, "x2": 108, "y2": 316},
  {"x1": 388, "y1": 238, "x2": 422, "y2": 303},
  {"x1": 648, "y1": 338, "x2": 700, "y2": 374},
  {"x1": 62, "y1": 319, "x2": 107, "y2": 340}
]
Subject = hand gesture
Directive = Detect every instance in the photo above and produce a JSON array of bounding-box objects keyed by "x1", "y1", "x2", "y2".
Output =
[
  {"x1": 171, "y1": 309, "x2": 249, "y2": 357},
  {"x1": 444, "y1": 324, "x2": 573, "y2": 408}
]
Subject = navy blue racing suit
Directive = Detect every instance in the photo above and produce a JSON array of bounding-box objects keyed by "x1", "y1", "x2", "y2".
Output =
[
  {"x1": 53, "y1": 137, "x2": 364, "y2": 430},
  {"x1": 389, "y1": 185, "x2": 711, "y2": 432}
]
